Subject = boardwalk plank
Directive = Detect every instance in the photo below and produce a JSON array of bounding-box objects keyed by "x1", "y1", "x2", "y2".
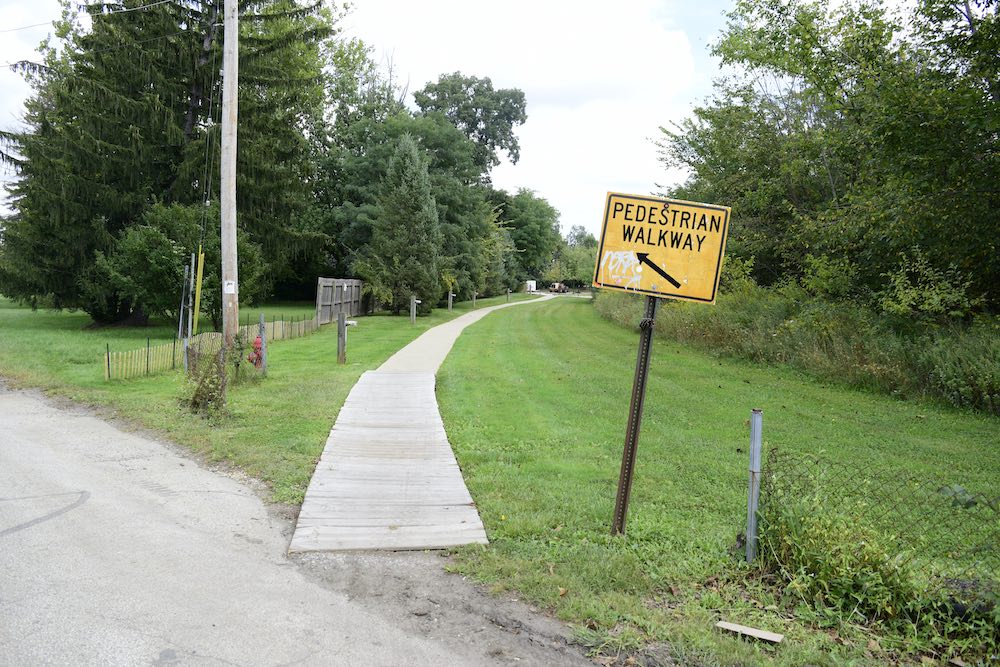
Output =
[{"x1": 289, "y1": 370, "x2": 487, "y2": 552}]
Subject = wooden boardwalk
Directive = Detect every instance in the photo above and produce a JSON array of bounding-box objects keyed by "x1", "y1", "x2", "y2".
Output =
[{"x1": 288, "y1": 371, "x2": 488, "y2": 551}]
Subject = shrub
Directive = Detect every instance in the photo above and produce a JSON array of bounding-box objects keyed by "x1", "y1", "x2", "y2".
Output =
[
  {"x1": 188, "y1": 347, "x2": 227, "y2": 416},
  {"x1": 758, "y1": 491, "x2": 1000, "y2": 656},
  {"x1": 878, "y1": 248, "x2": 982, "y2": 322},
  {"x1": 913, "y1": 319, "x2": 1000, "y2": 414},
  {"x1": 759, "y1": 492, "x2": 918, "y2": 623},
  {"x1": 592, "y1": 286, "x2": 1000, "y2": 415}
]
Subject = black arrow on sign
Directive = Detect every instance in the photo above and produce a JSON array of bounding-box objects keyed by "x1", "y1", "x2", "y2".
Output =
[{"x1": 636, "y1": 253, "x2": 681, "y2": 289}]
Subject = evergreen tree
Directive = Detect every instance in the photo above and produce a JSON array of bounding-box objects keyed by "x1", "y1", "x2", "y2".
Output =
[
  {"x1": 500, "y1": 188, "x2": 561, "y2": 281},
  {"x1": 0, "y1": 0, "x2": 336, "y2": 322},
  {"x1": 353, "y1": 134, "x2": 441, "y2": 314}
]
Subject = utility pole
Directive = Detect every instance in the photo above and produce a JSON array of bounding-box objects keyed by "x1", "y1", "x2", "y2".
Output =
[{"x1": 220, "y1": 0, "x2": 239, "y2": 349}]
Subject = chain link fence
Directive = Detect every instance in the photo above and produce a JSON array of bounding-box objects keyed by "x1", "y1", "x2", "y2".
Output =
[{"x1": 759, "y1": 448, "x2": 999, "y2": 608}]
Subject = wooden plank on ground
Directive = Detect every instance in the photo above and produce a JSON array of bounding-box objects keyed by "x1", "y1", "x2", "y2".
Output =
[{"x1": 715, "y1": 621, "x2": 784, "y2": 644}]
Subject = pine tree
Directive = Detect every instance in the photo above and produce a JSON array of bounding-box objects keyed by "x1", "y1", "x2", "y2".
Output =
[
  {"x1": 353, "y1": 134, "x2": 441, "y2": 314},
  {"x1": 0, "y1": 0, "x2": 336, "y2": 322}
]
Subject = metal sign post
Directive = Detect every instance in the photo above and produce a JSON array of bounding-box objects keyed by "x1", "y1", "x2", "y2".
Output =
[
  {"x1": 337, "y1": 312, "x2": 347, "y2": 365},
  {"x1": 611, "y1": 295, "x2": 659, "y2": 535},
  {"x1": 259, "y1": 313, "x2": 267, "y2": 376},
  {"x1": 594, "y1": 192, "x2": 731, "y2": 537}
]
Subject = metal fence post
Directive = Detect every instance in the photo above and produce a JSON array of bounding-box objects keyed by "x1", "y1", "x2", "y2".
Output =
[
  {"x1": 259, "y1": 313, "x2": 267, "y2": 376},
  {"x1": 337, "y1": 312, "x2": 346, "y2": 365},
  {"x1": 746, "y1": 408, "x2": 763, "y2": 563}
]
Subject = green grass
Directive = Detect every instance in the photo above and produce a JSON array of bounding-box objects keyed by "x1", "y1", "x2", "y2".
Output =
[
  {"x1": 0, "y1": 293, "x2": 535, "y2": 502},
  {"x1": 437, "y1": 297, "x2": 1000, "y2": 665}
]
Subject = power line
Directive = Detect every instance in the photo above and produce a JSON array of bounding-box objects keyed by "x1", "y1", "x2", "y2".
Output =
[
  {"x1": 2, "y1": 26, "x2": 218, "y2": 69},
  {"x1": 0, "y1": 0, "x2": 174, "y2": 35},
  {"x1": 0, "y1": 21, "x2": 54, "y2": 34}
]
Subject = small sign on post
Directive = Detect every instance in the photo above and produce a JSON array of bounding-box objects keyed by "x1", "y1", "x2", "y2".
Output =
[
  {"x1": 410, "y1": 295, "x2": 421, "y2": 325},
  {"x1": 595, "y1": 192, "x2": 730, "y2": 536}
]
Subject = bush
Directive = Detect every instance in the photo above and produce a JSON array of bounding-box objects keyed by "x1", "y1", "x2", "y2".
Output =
[
  {"x1": 878, "y1": 248, "x2": 982, "y2": 322},
  {"x1": 188, "y1": 347, "x2": 227, "y2": 415},
  {"x1": 758, "y1": 492, "x2": 1000, "y2": 657},
  {"x1": 913, "y1": 319, "x2": 1000, "y2": 414},
  {"x1": 592, "y1": 287, "x2": 1000, "y2": 415},
  {"x1": 759, "y1": 493, "x2": 918, "y2": 623}
]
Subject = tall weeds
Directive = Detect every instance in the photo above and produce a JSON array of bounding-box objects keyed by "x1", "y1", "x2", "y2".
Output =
[{"x1": 593, "y1": 287, "x2": 999, "y2": 415}]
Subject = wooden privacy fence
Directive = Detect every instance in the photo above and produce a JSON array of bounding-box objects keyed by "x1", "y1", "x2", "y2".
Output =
[
  {"x1": 104, "y1": 313, "x2": 321, "y2": 381},
  {"x1": 316, "y1": 278, "x2": 363, "y2": 325}
]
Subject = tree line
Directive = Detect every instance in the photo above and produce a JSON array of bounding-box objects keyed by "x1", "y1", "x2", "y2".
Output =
[
  {"x1": 0, "y1": 1, "x2": 564, "y2": 325},
  {"x1": 661, "y1": 0, "x2": 999, "y2": 319}
]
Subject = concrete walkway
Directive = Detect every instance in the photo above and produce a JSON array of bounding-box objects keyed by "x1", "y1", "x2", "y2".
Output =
[{"x1": 289, "y1": 295, "x2": 555, "y2": 552}]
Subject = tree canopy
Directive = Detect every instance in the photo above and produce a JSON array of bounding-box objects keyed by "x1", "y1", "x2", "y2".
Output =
[
  {"x1": 660, "y1": 0, "x2": 999, "y2": 315},
  {"x1": 0, "y1": 8, "x2": 560, "y2": 322},
  {"x1": 414, "y1": 72, "x2": 527, "y2": 174},
  {"x1": 0, "y1": 0, "x2": 336, "y2": 322}
]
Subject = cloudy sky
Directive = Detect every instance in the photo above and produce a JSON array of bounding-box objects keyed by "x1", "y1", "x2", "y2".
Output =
[{"x1": 1, "y1": 0, "x2": 733, "y2": 237}]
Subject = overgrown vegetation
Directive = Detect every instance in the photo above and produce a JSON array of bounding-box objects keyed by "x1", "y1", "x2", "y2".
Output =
[
  {"x1": 661, "y1": 0, "x2": 999, "y2": 312},
  {"x1": 438, "y1": 298, "x2": 1000, "y2": 664},
  {"x1": 594, "y1": 287, "x2": 999, "y2": 415},
  {"x1": 653, "y1": 0, "x2": 999, "y2": 418},
  {"x1": 758, "y1": 493, "x2": 999, "y2": 658}
]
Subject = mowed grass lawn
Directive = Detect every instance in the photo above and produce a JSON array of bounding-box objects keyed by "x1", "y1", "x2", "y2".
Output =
[
  {"x1": 437, "y1": 297, "x2": 1000, "y2": 665},
  {"x1": 0, "y1": 294, "x2": 534, "y2": 502}
]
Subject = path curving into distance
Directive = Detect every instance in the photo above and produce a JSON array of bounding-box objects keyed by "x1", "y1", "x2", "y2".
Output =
[{"x1": 289, "y1": 294, "x2": 556, "y2": 552}]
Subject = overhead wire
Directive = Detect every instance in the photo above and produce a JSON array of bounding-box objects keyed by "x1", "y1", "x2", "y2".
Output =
[
  {"x1": 0, "y1": 0, "x2": 175, "y2": 34},
  {"x1": 199, "y1": 44, "x2": 220, "y2": 245},
  {"x1": 2, "y1": 26, "x2": 220, "y2": 70}
]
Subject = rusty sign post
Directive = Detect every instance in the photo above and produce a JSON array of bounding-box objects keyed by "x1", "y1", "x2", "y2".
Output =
[
  {"x1": 595, "y1": 192, "x2": 731, "y2": 536},
  {"x1": 611, "y1": 294, "x2": 659, "y2": 535}
]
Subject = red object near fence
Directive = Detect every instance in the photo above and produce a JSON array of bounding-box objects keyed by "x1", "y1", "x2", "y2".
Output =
[{"x1": 247, "y1": 335, "x2": 263, "y2": 368}]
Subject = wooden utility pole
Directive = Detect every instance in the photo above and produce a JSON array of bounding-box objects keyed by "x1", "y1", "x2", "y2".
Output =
[{"x1": 220, "y1": 0, "x2": 239, "y2": 348}]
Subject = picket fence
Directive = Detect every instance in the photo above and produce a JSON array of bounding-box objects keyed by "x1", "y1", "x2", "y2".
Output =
[{"x1": 104, "y1": 314, "x2": 321, "y2": 381}]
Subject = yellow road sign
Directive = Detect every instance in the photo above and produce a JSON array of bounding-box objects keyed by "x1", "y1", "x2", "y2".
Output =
[{"x1": 593, "y1": 192, "x2": 731, "y2": 303}]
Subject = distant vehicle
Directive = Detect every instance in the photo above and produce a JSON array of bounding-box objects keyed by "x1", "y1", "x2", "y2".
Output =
[{"x1": 550, "y1": 282, "x2": 570, "y2": 293}]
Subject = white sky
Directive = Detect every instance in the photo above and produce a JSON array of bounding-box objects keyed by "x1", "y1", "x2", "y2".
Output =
[{"x1": 0, "y1": 0, "x2": 733, "y2": 238}]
